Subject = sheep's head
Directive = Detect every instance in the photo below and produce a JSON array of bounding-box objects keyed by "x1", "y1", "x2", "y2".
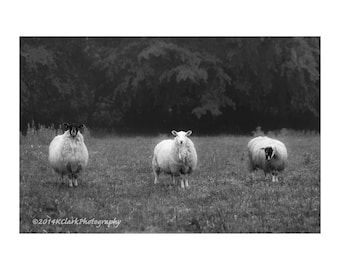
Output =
[
  {"x1": 171, "y1": 130, "x2": 192, "y2": 146},
  {"x1": 261, "y1": 146, "x2": 275, "y2": 161},
  {"x1": 172, "y1": 130, "x2": 193, "y2": 162},
  {"x1": 63, "y1": 123, "x2": 84, "y2": 138}
]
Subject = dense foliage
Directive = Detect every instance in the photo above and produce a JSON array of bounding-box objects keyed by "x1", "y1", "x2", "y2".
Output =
[{"x1": 20, "y1": 37, "x2": 320, "y2": 134}]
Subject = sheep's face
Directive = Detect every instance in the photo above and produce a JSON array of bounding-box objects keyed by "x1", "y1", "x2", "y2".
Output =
[
  {"x1": 171, "y1": 130, "x2": 192, "y2": 146},
  {"x1": 262, "y1": 146, "x2": 275, "y2": 161},
  {"x1": 64, "y1": 123, "x2": 84, "y2": 138}
]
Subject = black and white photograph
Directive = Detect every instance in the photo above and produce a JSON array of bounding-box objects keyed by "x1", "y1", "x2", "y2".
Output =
[
  {"x1": 3, "y1": 0, "x2": 340, "y2": 269},
  {"x1": 20, "y1": 37, "x2": 320, "y2": 233}
]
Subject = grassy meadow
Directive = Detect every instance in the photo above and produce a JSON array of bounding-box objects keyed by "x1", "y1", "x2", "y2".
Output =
[{"x1": 20, "y1": 128, "x2": 320, "y2": 233}]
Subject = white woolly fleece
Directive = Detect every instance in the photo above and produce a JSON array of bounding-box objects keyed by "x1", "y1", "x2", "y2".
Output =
[
  {"x1": 152, "y1": 131, "x2": 197, "y2": 176},
  {"x1": 48, "y1": 130, "x2": 89, "y2": 176},
  {"x1": 247, "y1": 136, "x2": 288, "y2": 174}
]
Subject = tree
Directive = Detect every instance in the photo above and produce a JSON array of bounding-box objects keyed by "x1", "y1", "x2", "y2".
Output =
[{"x1": 20, "y1": 37, "x2": 320, "y2": 133}]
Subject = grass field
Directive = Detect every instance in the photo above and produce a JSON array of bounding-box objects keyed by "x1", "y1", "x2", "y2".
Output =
[{"x1": 20, "y1": 131, "x2": 320, "y2": 233}]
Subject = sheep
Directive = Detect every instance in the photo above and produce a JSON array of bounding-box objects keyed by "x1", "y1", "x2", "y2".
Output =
[
  {"x1": 152, "y1": 130, "x2": 198, "y2": 189},
  {"x1": 247, "y1": 136, "x2": 288, "y2": 182},
  {"x1": 48, "y1": 123, "x2": 89, "y2": 187}
]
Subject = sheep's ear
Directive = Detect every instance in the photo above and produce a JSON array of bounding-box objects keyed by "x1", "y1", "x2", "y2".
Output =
[
  {"x1": 186, "y1": 130, "x2": 192, "y2": 136},
  {"x1": 63, "y1": 123, "x2": 69, "y2": 131},
  {"x1": 171, "y1": 130, "x2": 178, "y2": 136},
  {"x1": 78, "y1": 124, "x2": 84, "y2": 130}
]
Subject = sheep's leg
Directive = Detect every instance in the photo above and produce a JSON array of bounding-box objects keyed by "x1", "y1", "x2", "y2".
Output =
[
  {"x1": 57, "y1": 171, "x2": 65, "y2": 186},
  {"x1": 171, "y1": 175, "x2": 176, "y2": 185},
  {"x1": 73, "y1": 165, "x2": 82, "y2": 187},
  {"x1": 153, "y1": 172, "x2": 159, "y2": 184},
  {"x1": 152, "y1": 157, "x2": 159, "y2": 185},
  {"x1": 184, "y1": 178, "x2": 189, "y2": 188},
  {"x1": 153, "y1": 170, "x2": 159, "y2": 184},
  {"x1": 180, "y1": 177, "x2": 185, "y2": 189},
  {"x1": 68, "y1": 175, "x2": 73, "y2": 187},
  {"x1": 73, "y1": 175, "x2": 78, "y2": 187},
  {"x1": 272, "y1": 171, "x2": 278, "y2": 182},
  {"x1": 66, "y1": 163, "x2": 73, "y2": 187}
]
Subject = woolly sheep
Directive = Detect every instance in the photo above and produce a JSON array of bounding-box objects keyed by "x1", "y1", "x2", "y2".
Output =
[
  {"x1": 247, "y1": 136, "x2": 288, "y2": 182},
  {"x1": 48, "y1": 123, "x2": 89, "y2": 187},
  {"x1": 152, "y1": 130, "x2": 198, "y2": 189}
]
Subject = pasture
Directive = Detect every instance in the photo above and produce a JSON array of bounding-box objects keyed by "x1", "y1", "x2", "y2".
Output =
[{"x1": 20, "y1": 131, "x2": 320, "y2": 233}]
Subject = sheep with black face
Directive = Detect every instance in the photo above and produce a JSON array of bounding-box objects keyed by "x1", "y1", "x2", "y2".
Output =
[
  {"x1": 48, "y1": 123, "x2": 89, "y2": 187},
  {"x1": 247, "y1": 136, "x2": 288, "y2": 182},
  {"x1": 152, "y1": 130, "x2": 198, "y2": 189}
]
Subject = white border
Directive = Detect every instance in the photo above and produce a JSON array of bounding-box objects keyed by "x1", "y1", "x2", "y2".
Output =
[{"x1": 1, "y1": 0, "x2": 339, "y2": 269}]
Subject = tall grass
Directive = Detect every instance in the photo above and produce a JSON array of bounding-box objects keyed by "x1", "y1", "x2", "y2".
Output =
[{"x1": 252, "y1": 126, "x2": 319, "y2": 137}]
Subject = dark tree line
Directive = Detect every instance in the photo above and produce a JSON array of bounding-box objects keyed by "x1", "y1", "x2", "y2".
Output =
[{"x1": 20, "y1": 37, "x2": 320, "y2": 134}]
